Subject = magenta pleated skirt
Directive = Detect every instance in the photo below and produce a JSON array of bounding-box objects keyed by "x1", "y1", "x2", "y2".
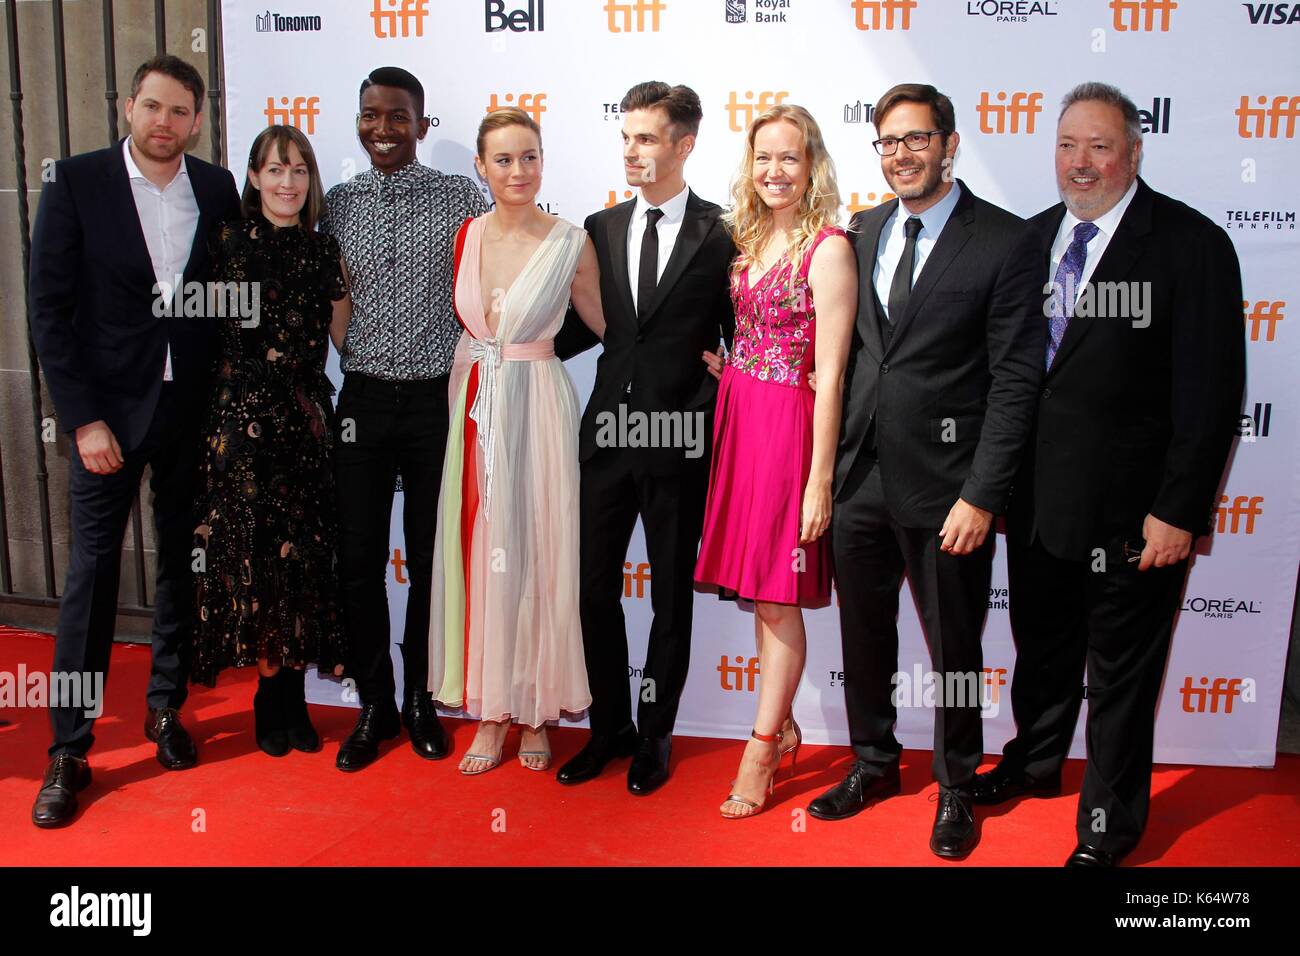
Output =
[{"x1": 694, "y1": 364, "x2": 832, "y2": 609}]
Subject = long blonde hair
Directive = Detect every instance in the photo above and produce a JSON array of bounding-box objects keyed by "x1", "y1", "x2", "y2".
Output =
[{"x1": 723, "y1": 104, "x2": 842, "y2": 276}]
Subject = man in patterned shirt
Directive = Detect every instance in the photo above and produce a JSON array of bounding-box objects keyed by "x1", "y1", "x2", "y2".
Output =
[{"x1": 321, "y1": 66, "x2": 486, "y2": 772}]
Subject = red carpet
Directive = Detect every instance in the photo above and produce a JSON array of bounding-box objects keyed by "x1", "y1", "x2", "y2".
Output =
[{"x1": 3, "y1": 625, "x2": 1297, "y2": 866}]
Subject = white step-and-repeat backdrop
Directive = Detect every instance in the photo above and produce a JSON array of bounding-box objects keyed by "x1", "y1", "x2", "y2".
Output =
[{"x1": 221, "y1": 0, "x2": 1298, "y2": 767}]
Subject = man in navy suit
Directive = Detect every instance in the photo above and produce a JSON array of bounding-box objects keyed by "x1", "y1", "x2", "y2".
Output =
[{"x1": 27, "y1": 55, "x2": 241, "y2": 827}]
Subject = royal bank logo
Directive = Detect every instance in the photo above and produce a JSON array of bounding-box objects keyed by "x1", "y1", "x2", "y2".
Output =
[
  {"x1": 1235, "y1": 95, "x2": 1300, "y2": 138},
  {"x1": 1237, "y1": 401, "x2": 1273, "y2": 439},
  {"x1": 254, "y1": 10, "x2": 323, "y2": 31},
  {"x1": 740, "y1": 0, "x2": 791, "y2": 23},
  {"x1": 605, "y1": 0, "x2": 666, "y2": 31},
  {"x1": 965, "y1": 1, "x2": 1058, "y2": 21},
  {"x1": 1243, "y1": 300, "x2": 1285, "y2": 341},
  {"x1": 976, "y1": 90, "x2": 1043, "y2": 134},
  {"x1": 1182, "y1": 596, "x2": 1263, "y2": 619},
  {"x1": 852, "y1": 0, "x2": 917, "y2": 30},
  {"x1": 486, "y1": 0, "x2": 544, "y2": 31},
  {"x1": 1243, "y1": 3, "x2": 1300, "y2": 24},
  {"x1": 843, "y1": 100, "x2": 877, "y2": 124},
  {"x1": 1110, "y1": 0, "x2": 1177, "y2": 31},
  {"x1": 726, "y1": 0, "x2": 746, "y2": 21},
  {"x1": 988, "y1": 586, "x2": 1008, "y2": 610},
  {"x1": 1138, "y1": 96, "x2": 1172, "y2": 134},
  {"x1": 371, "y1": 0, "x2": 428, "y2": 38},
  {"x1": 486, "y1": 92, "x2": 548, "y2": 124},
  {"x1": 725, "y1": 90, "x2": 789, "y2": 131},
  {"x1": 264, "y1": 95, "x2": 320, "y2": 133}
]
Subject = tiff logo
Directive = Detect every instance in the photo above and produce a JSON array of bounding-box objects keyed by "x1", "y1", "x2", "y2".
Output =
[
  {"x1": 624, "y1": 561, "x2": 651, "y2": 599},
  {"x1": 845, "y1": 190, "x2": 898, "y2": 213},
  {"x1": 1179, "y1": 676, "x2": 1253, "y2": 714},
  {"x1": 726, "y1": 90, "x2": 789, "y2": 132},
  {"x1": 1214, "y1": 495, "x2": 1263, "y2": 534},
  {"x1": 486, "y1": 93, "x2": 548, "y2": 124},
  {"x1": 372, "y1": 0, "x2": 428, "y2": 38},
  {"x1": 605, "y1": 0, "x2": 666, "y2": 32},
  {"x1": 1244, "y1": 300, "x2": 1284, "y2": 341},
  {"x1": 264, "y1": 96, "x2": 320, "y2": 134},
  {"x1": 718, "y1": 655, "x2": 760, "y2": 691},
  {"x1": 1235, "y1": 95, "x2": 1300, "y2": 138},
  {"x1": 976, "y1": 91, "x2": 1043, "y2": 134},
  {"x1": 1110, "y1": 0, "x2": 1177, "y2": 31},
  {"x1": 852, "y1": 0, "x2": 917, "y2": 30}
]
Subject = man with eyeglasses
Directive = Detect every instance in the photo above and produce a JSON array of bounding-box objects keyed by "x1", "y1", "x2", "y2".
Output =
[{"x1": 809, "y1": 83, "x2": 1044, "y2": 859}]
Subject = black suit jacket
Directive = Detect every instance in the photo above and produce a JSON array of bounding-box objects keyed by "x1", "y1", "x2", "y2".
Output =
[
  {"x1": 1008, "y1": 178, "x2": 1246, "y2": 561},
  {"x1": 837, "y1": 180, "x2": 1045, "y2": 526},
  {"x1": 555, "y1": 189, "x2": 736, "y2": 475},
  {"x1": 29, "y1": 138, "x2": 242, "y2": 451}
]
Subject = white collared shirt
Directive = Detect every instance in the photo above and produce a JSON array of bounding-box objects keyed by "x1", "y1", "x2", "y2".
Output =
[
  {"x1": 123, "y1": 136, "x2": 199, "y2": 381},
  {"x1": 626, "y1": 183, "x2": 690, "y2": 312},
  {"x1": 872, "y1": 181, "x2": 963, "y2": 323},
  {"x1": 1049, "y1": 177, "x2": 1139, "y2": 288}
]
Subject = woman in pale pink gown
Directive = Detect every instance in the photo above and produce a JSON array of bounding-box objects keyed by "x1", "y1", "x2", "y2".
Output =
[{"x1": 428, "y1": 108, "x2": 605, "y2": 773}]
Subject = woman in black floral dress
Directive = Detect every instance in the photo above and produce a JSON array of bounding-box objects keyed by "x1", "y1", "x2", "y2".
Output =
[{"x1": 192, "y1": 125, "x2": 349, "y2": 757}]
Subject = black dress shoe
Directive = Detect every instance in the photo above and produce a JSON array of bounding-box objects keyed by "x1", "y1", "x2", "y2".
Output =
[
  {"x1": 1065, "y1": 843, "x2": 1121, "y2": 867},
  {"x1": 253, "y1": 674, "x2": 290, "y2": 757},
  {"x1": 145, "y1": 707, "x2": 198, "y2": 770},
  {"x1": 403, "y1": 691, "x2": 450, "y2": 760},
  {"x1": 930, "y1": 786, "x2": 979, "y2": 859},
  {"x1": 32, "y1": 755, "x2": 92, "y2": 828},
  {"x1": 627, "y1": 734, "x2": 672, "y2": 796},
  {"x1": 807, "y1": 761, "x2": 901, "y2": 821},
  {"x1": 278, "y1": 668, "x2": 320, "y2": 754},
  {"x1": 971, "y1": 761, "x2": 1061, "y2": 806},
  {"x1": 335, "y1": 702, "x2": 400, "y2": 772},
  {"x1": 556, "y1": 725, "x2": 638, "y2": 785}
]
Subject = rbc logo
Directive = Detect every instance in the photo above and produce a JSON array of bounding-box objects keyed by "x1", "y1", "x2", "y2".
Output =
[{"x1": 976, "y1": 91, "x2": 1043, "y2": 134}]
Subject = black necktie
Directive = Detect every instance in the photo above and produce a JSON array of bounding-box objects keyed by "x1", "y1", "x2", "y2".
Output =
[
  {"x1": 637, "y1": 207, "x2": 664, "y2": 319},
  {"x1": 885, "y1": 216, "x2": 923, "y2": 345}
]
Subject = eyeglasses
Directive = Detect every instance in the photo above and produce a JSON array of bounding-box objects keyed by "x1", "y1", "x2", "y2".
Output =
[{"x1": 873, "y1": 130, "x2": 944, "y2": 156}]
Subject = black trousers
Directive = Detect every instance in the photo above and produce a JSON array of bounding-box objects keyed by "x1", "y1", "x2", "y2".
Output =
[
  {"x1": 333, "y1": 372, "x2": 449, "y2": 708},
  {"x1": 830, "y1": 456, "x2": 991, "y2": 788},
  {"x1": 50, "y1": 383, "x2": 202, "y2": 758},
  {"x1": 1003, "y1": 531, "x2": 1187, "y2": 855},
  {"x1": 578, "y1": 447, "x2": 709, "y2": 740}
]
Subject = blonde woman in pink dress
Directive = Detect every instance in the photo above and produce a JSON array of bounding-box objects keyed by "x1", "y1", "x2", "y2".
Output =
[
  {"x1": 695, "y1": 105, "x2": 857, "y2": 817},
  {"x1": 428, "y1": 108, "x2": 605, "y2": 773}
]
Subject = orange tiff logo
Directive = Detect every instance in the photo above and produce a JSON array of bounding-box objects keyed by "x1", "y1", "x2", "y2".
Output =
[
  {"x1": 1180, "y1": 677, "x2": 1250, "y2": 714},
  {"x1": 718, "y1": 655, "x2": 760, "y2": 691},
  {"x1": 606, "y1": 188, "x2": 635, "y2": 208},
  {"x1": 264, "y1": 96, "x2": 320, "y2": 134},
  {"x1": 486, "y1": 93, "x2": 548, "y2": 124},
  {"x1": 852, "y1": 0, "x2": 917, "y2": 30},
  {"x1": 1110, "y1": 0, "x2": 1177, "y2": 31},
  {"x1": 623, "y1": 561, "x2": 651, "y2": 599},
  {"x1": 371, "y1": 0, "x2": 428, "y2": 38},
  {"x1": 1244, "y1": 300, "x2": 1284, "y2": 341},
  {"x1": 846, "y1": 190, "x2": 898, "y2": 214},
  {"x1": 1235, "y1": 96, "x2": 1300, "y2": 138},
  {"x1": 726, "y1": 90, "x2": 789, "y2": 132},
  {"x1": 605, "y1": 0, "x2": 665, "y2": 32},
  {"x1": 1215, "y1": 495, "x2": 1263, "y2": 534},
  {"x1": 977, "y1": 91, "x2": 1042, "y2": 134}
]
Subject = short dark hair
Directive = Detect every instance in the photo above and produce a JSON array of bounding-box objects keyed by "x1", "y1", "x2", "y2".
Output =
[
  {"x1": 873, "y1": 83, "x2": 957, "y2": 137},
  {"x1": 360, "y1": 66, "x2": 425, "y2": 117},
  {"x1": 620, "y1": 81, "x2": 703, "y2": 142},
  {"x1": 130, "y1": 55, "x2": 205, "y2": 113},
  {"x1": 242, "y1": 125, "x2": 327, "y2": 231}
]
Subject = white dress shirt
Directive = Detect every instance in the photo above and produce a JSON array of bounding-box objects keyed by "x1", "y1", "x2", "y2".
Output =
[
  {"x1": 626, "y1": 183, "x2": 690, "y2": 312},
  {"x1": 1049, "y1": 177, "x2": 1139, "y2": 288},
  {"x1": 123, "y1": 136, "x2": 200, "y2": 381},
  {"x1": 872, "y1": 181, "x2": 963, "y2": 323}
]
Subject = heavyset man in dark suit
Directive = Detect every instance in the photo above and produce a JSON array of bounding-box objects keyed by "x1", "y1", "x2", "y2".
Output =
[
  {"x1": 27, "y1": 56, "x2": 242, "y2": 827},
  {"x1": 973, "y1": 83, "x2": 1246, "y2": 867},
  {"x1": 554, "y1": 82, "x2": 735, "y2": 794},
  {"x1": 810, "y1": 84, "x2": 1044, "y2": 857}
]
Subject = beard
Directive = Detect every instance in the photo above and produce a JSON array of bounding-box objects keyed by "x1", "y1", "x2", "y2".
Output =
[
  {"x1": 887, "y1": 160, "x2": 944, "y2": 202},
  {"x1": 131, "y1": 129, "x2": 187, "y2": 163}
]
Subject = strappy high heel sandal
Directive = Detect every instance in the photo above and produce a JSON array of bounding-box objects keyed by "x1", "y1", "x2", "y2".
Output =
[
  {"x1": 779, "y1": 713, "x2": 802, "y2": 778},
  {"x1": 518, "y1": 725, "x2": 551, "y2": 772},
  {"x1": 720, "y1": 728, "x2": 782, "y2": 820}
]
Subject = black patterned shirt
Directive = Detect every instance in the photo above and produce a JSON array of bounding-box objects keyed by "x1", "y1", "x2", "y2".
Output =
[{"x1": 321, "y1": 161, "x2": 487, "y2": 380}]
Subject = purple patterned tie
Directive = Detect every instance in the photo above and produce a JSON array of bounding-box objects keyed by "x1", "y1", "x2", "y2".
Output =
[{"x1": 1045, "y1": 221, "x2": 1099, "y2": 370}]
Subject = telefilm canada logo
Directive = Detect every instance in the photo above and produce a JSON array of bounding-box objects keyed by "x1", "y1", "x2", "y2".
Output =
[
  {"x1": 254, "y1": 10, "x2": 323, "y2": 32},
  {"x1": 1225, "y1": 209, "x2": 1297, "y2": 233}
]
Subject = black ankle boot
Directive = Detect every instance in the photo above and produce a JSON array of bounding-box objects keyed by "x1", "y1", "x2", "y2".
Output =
[
  {"x1": 279, "y1": 668, "x2": 320, "y2": 753},
  {"x1": 254, "y1": 673, "x2": 290, "y2": 757}
]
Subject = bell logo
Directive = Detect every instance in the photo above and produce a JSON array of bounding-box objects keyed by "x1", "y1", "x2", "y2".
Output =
[
  {"x1": 851, "y1": 0, "x2": 917, "y2": 30},
  {"x1": 1235, "y1": 95, "x2": 1300, "y2": 138},
  {"x1": 846, "y1": 190, "x2": 898, "y2": 214},
  {"x1": 264, "y1": 96, "x2": 320, "y2": 134},
  {"x1": 976, "y1": 91, "x2": 1043, "y2": 134},
  {"x1": 1110, "y1": 0, "x2": 1177, "y2": 31},
  {"x1": 718, "y1": 655, "x2": 761, "y2": 691},
  {"x1": 726, "y1": 90, "x2": 789, "y2": 132},
  {"x1": 1215, "y1": 495, "x2": 1263, "y2": 534},
  {"x1": 371, "y1": 0, "x2": 429, "y2": 38},
  {"x1": 623, "y1": 561, "x2": 651, "y2": 599},
  {"x1": 605, "y1": 0, "x2": 666, "y2": 32},
  {"x1": 486, "y1": 93, "x2": 548, "y2": 125},
  {"x1": 1244, "y1": 300, "x2": 1284, "y2": 341},
  {"x1": 1179, "y1": 676, "x2": 1253, "y2": 714}
]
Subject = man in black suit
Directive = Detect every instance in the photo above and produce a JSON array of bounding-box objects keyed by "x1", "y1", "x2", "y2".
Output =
[
  {"x1": 554, "y1": 81, "x2": 735, "y2": 795},
  {"x1": 808, "y1": 84, "x2": 1044, "y2": 858},
  {"x1": 27, "y1": 56, "x2": 241, "y2": 827},
  {"x1": 972, "y1": 83, "x2": 1245, "y2": 867}
]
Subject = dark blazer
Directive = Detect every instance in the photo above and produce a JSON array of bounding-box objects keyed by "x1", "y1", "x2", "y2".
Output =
[
  {"x1": 1008, "y1": 178, "x2": 1246, "y2": 561},
  {"x1": 837, "y1": 179, "x2": 1045, "y2": 526},
  {"x1": 29, "y1": 138, "x2": 242, "y2": 451},
  {"x1": 555, "y1": 189, "x2": 736, "y2": 475}
]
